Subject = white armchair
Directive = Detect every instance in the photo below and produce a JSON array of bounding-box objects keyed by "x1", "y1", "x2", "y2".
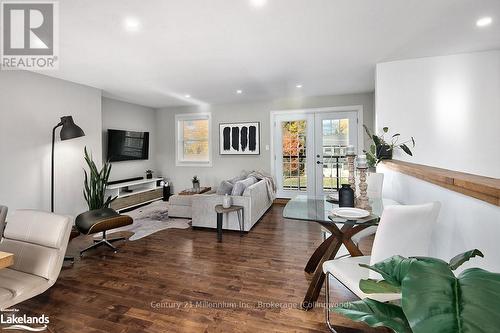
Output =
[
  {"x1": 0, "y1": 210, "x2": 72, "y2": 309},
  {"x1": 323, "y1": 202, "x2": 441, "y2": 332}
]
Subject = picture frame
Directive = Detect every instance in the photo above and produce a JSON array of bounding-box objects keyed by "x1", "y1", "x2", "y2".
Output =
[{"x1": 219, "y1": 122, "x2": 260, "y2": 155}]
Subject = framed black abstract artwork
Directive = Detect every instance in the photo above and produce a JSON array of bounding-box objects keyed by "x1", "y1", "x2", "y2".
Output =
[{"x1": 219, "y1": 122, "x2": 260, "y2": 155}]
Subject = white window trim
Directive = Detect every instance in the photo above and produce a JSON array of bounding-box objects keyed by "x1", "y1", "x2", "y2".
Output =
[{"x1": 175, "y1": 112, "x2": 213, "y2": 167}]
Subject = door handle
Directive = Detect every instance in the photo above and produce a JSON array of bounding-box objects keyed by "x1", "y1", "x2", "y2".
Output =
[{"x1": 316, "y1": 161, "x2": 323, "y2": 164}]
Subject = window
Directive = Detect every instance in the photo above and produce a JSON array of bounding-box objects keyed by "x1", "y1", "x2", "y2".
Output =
[{"x1": 175, "y1": 113, "x2": 212, "y2": 166}]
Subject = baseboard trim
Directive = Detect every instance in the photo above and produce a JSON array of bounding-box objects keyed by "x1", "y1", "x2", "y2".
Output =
[{"x1": 273, "y1": 198, "x2": 290, "y2": 205}]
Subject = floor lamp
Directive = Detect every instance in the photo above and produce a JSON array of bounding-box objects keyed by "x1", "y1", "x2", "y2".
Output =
[{"x1": 51, "y1": 116, "x2": 85, "y2": 213}]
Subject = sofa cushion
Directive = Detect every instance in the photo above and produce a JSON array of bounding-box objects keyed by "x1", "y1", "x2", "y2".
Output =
[
  {"x1": 216, "y1": 181, "x2": 234, "y2": 195},
  {"x1": 168, "y1": 195, "x2": 194, "y2": 206},
  {"x1": 5, "y1": 210, "x2": 70, "y2": 249},
  {"x1": 0, "y1": 268, "x2": 48, "y2": 298},
  {"x1": 0, "y1": 239, "x2": 59, "y2": 280},
  {"x1": 231, "y1": 177, "x2": 257, "y2": 196}
]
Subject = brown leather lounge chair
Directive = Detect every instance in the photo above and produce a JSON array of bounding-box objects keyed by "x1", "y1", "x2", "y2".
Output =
[
  {"x1": 64, "y1": 227, "x2": 81, "y2": 264},
  {"x1": 75, "y1": 208, "x2": 133, "y2": 257}
]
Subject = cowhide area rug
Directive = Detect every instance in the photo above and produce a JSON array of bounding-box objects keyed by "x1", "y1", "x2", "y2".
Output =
[{"x1": 102, "y1": 201, "x2": 191, "y2": 241}]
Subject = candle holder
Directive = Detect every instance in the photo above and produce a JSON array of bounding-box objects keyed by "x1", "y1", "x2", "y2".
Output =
[
  {"x1": 357, "y1": 166, "x2": 371, "y2": 211},
  {"x1": 346, "y1": 154, "x2": 356, "y2": 197}
]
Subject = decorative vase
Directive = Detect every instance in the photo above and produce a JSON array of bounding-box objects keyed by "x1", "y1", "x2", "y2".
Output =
[
  {"x1": 346, "y1": 154, "x2": 356, "y2": 197},
  {"x1": 146, "y1": 173, "x2": 153, "y2": 179},
  {"x1": 193, "y1": 181, "x2": 200, "y2": 191},
  {"x1": 222, "y1": 194, "x2": 232, "y2": 208},
  {"x1": 339, "y1": 184, "x2": 354, "y2": 208},
  {"x1": 357, "y1": 167, "x2": 371, "y2": 211}
]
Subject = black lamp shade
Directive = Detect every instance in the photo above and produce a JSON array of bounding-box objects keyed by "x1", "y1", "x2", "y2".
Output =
[{"x1": 59, "y1": 116, "x2": 85, "y2": 141}]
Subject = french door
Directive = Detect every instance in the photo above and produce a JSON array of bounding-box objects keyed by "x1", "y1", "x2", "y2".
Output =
[{"x1": 274, "y1": 109, "x2": 358, "y2": 198}]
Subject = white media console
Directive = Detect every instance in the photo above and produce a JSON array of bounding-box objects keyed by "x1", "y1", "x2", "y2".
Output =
[{"x1": 106, "y1": 177, "x2": 164, "y2": 211}]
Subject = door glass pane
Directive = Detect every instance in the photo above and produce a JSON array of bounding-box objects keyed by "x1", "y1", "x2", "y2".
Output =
[
  {"x1": 282, "y1": 120, "x2": 307, "y2": 191},
  {"x1": 322, "y1": 118, "x2": 350, "y2": 192}
]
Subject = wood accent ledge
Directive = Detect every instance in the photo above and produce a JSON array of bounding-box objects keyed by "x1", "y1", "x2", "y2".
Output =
[{"x1": 382, "y1": 160, "x2": 500, "y2": 206}]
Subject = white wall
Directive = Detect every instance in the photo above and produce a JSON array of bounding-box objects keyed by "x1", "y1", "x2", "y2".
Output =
[
  {"x1": 380, "y1": 165, "x2": 500, "y2": 273},
  {"x1": 0, "y1": 71, "x2": 102, "y2": 216},
  {"x1": 102, "y1": 97, "x2": 157, "y2": 181},
  {"x1": 376, "y1": 50, "x2": 500, "y2": 272},
  {"x1": 156, "y1": 93, "x2": 374, "y2": 192},
  {"x1": 376, "y1": 50, "x2": 500, "y2": 178}
]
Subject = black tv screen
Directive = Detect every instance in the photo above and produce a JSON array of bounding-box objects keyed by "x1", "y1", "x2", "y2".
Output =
[{"x1": 107, "y1": 129, "x2": 149, "y2": 162}]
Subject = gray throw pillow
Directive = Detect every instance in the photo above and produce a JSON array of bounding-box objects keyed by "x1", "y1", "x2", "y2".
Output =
[
  {"x1": 216, "y1": 180, "x2": 234, "y2": 195},
  {"x1": 228, "y1": 175, "x2": 245, "y2": 184},
  {"x1": 231, "y1": 176, "x2": 257, "y2": 196}
]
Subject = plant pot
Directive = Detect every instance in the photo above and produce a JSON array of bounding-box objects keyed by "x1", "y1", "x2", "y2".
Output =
[
  {"x1": 376, "y1": 144, "x2": 393, "y2": 160},
  {"x1": 146, "y1": 174, "x2": 153, "y2": 179},
  {"x1": 193, "y1": 181, "x2": 200, "y2": 191}
]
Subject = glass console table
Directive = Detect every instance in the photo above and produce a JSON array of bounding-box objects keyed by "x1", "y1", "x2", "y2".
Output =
[{"x1": 283, "y1": 195, "x2": 383, "y2": 310}]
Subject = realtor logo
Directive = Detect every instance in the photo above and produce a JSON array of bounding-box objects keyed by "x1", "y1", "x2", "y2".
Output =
[
  {"x1": 0, "y1": 308, "x2": 49, "y2": 331},
  {"x1": 1, "y1": 1, "x2": 59, "y2": 70}
]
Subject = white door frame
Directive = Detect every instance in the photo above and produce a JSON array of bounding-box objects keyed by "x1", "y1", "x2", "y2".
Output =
[
  {"x1": 270, "y1": 105, "x2": 364, "y2": 198},
  {"x1": 314, "y1": 110, "x2": 358, "y2": 197}
]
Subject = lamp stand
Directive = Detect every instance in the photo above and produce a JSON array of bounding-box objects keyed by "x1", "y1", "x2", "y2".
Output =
[{"x1": 51, "y1": 121, "x2": 63, "y2": 213}]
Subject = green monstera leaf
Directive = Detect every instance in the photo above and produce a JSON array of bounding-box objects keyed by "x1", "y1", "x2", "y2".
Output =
[
  {"x1": 333, "y1": 299, "x2": 412, "y2": 333},
  {"x1": 402, "y1": 260, "x2": 500, "y2": 333},
  {"x1": 448, "y1": 249, "x2": 484, "y2": 271},
  {"x1": 332, "y1": 250, "x2": 500, "y2": 333},
  {"x1": 359, "y1": 255, "x2": 416, "y2": 288}
]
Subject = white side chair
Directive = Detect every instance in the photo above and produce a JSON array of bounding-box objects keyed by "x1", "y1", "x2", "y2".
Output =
[
  {"x1": 323, "y1": 202, "x2": 441, "y2": 332},
  {"x1": 0, "y1": 210, "x2": 72, "y2": 309}
]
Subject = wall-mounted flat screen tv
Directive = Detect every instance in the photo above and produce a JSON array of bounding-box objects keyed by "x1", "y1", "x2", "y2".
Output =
[{"x1": 107, "y1": 129, "x2": 149, "y2": 162}]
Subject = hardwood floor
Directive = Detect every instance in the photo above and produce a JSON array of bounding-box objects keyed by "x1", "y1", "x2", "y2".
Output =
[{"x1": 16, "y1": 205, "x2": 385, "y2": 333}]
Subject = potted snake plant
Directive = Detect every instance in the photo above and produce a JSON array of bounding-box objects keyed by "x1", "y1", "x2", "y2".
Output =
[{"x1": 83, "y1": 147, "x2": 116, "y2": 210}]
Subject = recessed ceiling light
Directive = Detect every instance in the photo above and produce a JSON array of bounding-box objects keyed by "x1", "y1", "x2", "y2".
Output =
[
  {"x1": 476, "y1": 17, "x2": 493, "y2": 27},
  {"x1": 236, "y1": 90, "x2": 243, "y2": 94},
  {"x1": 296, "y1": 84, "x2": 303, "y2": 88},
  {"x1": 185, "y1": 94, "x2": 191, "y2": 98},
  {"x1": 124, "y1": 17, "x2": 141, "y2": 32},
  {"x1": 250, "y1": 0, "x2": 267, "y2": 8}
]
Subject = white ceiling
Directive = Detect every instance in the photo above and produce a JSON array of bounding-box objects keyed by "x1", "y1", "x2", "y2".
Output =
[{"x1": 43, "y1": 0, "x2": 500, "y2": 108}]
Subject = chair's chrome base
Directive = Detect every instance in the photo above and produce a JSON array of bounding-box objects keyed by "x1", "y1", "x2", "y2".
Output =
[
  {"x1": 80, "y1": 231, "x2": 125, "y2": 257},
  {"x1": 325, "y1": 272, "x2": 338, "y2": 333}
]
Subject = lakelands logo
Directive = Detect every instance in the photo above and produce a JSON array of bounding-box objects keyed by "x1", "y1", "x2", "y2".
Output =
[
  {"x1": 0, "y1": 309, "x2": 49, "y2": 331},
  {"x1": 1, "y1": 0, "x2": 59, "y2": 70}
]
